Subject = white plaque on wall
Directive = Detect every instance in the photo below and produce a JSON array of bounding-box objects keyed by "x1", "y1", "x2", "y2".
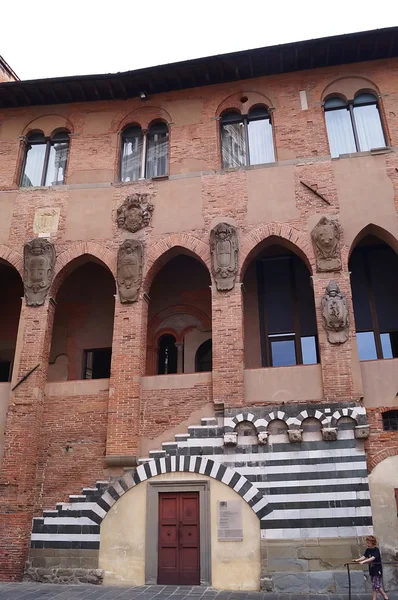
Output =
[{"x1": 217, "y1": 500, "x2": 243, "y2": 541}]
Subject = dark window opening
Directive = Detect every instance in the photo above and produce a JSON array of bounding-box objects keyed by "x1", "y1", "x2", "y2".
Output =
[
  {"x1": 83, "y1": 348, "x2": 112, "y2": 380},
  {"x1": 324, "y1": 93, "x2": 386, "y2": 158},
  {"x1": 221, "y1": 106, "x2": 275, "y2": 169},
  {"x1": 382, "y1": 410, "x2": 398, "y2": 432},
  {"x1": 21, "y1": 131, "x2": 69, "y2": 187},
  {"x1": 256, "y1": 251, "x2": 319, "y2": 367},
  {"x1": 195, "y1": 339, "x2": 212, "y2": 372},
  {"x1": 349, "y1": 239, "x2": 398, "y2": 361},
  {"x1": 0, "y1": 361, "x2": 11, "y2": 382},
  {"x1": 157, "y1": 334, "x2": 177, "y2": 375},
  {"x1": 121, "y1": 122, "x2": 168, "y2": 182}
]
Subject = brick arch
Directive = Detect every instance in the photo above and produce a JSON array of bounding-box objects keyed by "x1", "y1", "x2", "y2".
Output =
[
  {"x1": 51, "y1": 242, "x2": 116, "y2": 297},
  {"x1": 216, "y1": 90, "x2": 275, "y2": 117},
  {"x1": 239, "y1": 223, "x2": 315, "y2": 280},
  {"x1": 0, "y1": 244, "x2": 23, "y2": 276},
  {"x1": 143, "y1": 234, "x2": 211, "y2": 293},
  {"x1": 97, "y1": 457, "x2": 271, "y2": 523},
  {"x1": 113, "y1": 106, "x2": 173, "y2": 132},
  {"x1": 22, "y1": 114, "x2": 75, "y2": 137},
  {"x1": 321, "y1": 76, "x2": 380, "y2": 103},
  {"x1": 368, "y1": 447, "x2": 398, "y2": 472}
]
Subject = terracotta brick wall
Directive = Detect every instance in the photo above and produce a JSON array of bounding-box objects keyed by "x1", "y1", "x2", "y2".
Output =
[{"x1": 366, "y1": 407, "x2": 398, "y2": 471}]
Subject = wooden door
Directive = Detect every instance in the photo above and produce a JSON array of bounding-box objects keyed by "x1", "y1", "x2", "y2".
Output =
[{"x1": 158, "y1": 491, "x2": 200, "y2": 585}]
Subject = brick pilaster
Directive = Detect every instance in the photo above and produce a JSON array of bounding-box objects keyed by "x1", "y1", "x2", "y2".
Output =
[
  {"x1": 313, "y1": 272, "x2": 363, "y2": 401},
  {"x1": 0, "y1": 298, "x2": 55, "y2": 581},
  {"x1": 106, "y1": 296, "x2": 148, "y2": 458},
  {"x1": 211, "y1": 283, "x2": 244, "y2": 407}
]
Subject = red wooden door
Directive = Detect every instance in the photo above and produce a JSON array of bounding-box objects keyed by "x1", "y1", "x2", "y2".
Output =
[{"x1": 158, "y1": 492, "x2": 200, "y2": 585}]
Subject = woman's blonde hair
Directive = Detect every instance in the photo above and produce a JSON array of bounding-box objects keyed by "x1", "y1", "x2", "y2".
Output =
[{"x1": 366, "y1": 535, "x2": 377, "y2": 547}]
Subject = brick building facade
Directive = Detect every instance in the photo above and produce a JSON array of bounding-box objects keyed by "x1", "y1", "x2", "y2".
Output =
[{"x1": 0, "y1": 27, "x2": 398, "y2": 593}]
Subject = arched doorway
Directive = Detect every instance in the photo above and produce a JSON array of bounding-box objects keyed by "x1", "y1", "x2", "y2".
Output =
[
  {"x1": 349, "y1": 234, "x2": 398, "y2": 361},
  {"x1": 243, "y1": 242, "x2": 318, "y2": 368},
  {"x1": 48, "y1": 257, "x2": 116, "y2": 381},
  {"x1": 146, "y1": 253, "x2": 212, "y2": 375},
  {"x1": 0, "y1": 260, "x2": 23, "y2": 382}
]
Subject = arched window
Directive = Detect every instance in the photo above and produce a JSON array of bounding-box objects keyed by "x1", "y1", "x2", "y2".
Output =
[
  {"x1": 157, "y1": 334, "x2": 178, "y2": 375},
  {"x1": 255, "y1": 248, "x2": 318, "y2": 367},
  {"x1": 121, "y1": 122, "x2": 168, "y2": 182},
  {"x1": 349, "y1": 236, "x2": 398, "y2": 361},
  {"x1": 220, "y1": 105, "x2": 275, "y2": 169},
  {"x1": 195, "y1": 339, "x2": 212, "y2": 372},
  {"x1": 21, "y1": 130, "x2": 69, "y2": 187},
  {"x1": 324, "y1": 93, "x2": 385, "y2": 158},
  {"x1": 382, "y1": 410, "x2": 398, "y2": 431}
]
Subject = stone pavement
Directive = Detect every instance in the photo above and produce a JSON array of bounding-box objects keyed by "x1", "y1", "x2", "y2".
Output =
[{"x1": 0, "y1": 585, "x2": 398, "y2": 600}]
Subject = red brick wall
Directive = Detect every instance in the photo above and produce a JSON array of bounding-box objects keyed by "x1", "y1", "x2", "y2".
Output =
[
  {"x1": 366, "y1": 407, "x2": 398, "y2": 471},
  {"x1": 0, "y1": 56, "x2": 398, "y2": 580}
]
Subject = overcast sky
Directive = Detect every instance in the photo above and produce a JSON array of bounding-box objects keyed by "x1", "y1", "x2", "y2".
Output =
[{"x1": 2, "y1": 1, "x2": 397, "y2": 81}]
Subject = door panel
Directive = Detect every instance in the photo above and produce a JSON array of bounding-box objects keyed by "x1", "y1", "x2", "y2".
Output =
[{"x1": 158, "y1": 492, "x2": 200, "y2": 585}]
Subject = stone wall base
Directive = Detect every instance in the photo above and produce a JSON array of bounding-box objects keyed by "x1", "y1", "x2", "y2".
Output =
[
  {"x1": 24, "y1": 563, "x2": 103, "y2": 585},
  {"x1": 261, "y1": 570, "x2": 373, "y2": 594}
]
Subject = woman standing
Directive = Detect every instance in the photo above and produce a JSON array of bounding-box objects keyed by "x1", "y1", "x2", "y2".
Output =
[{"x1": 353, "y1": 535, "x2": 389, "y2": 600}]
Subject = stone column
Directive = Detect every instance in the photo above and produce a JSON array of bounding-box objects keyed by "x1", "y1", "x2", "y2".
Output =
[
  {"x1": 175, "y1": 342, "x2": 184, "y2": 374},
  {"x1": 313, "y1": 272, "x2": 363, "y2": 401},
  {"x1": 106, "y1": 295, "x2": 148, "y2": 463},
  {"x1": 0, "y1": 298, "x2": 55, "y2": 581},
  {"x1": 211, "y1": 283, "x2": 245, "y2": 408}
]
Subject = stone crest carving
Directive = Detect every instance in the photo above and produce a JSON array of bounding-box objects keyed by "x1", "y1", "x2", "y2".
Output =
[
  {"x1": 33, "y1": 207, "x2": 60, "y2": 237},
  {"x1": 210, "y1": 223, "x2": 238, "y2": 291},
  {"x1": 24, "y1": 238, "x2": 56, "y2": 306},
  {"x1": 116, "y1": 193, "x2": 154, "y2": 233},
  {"x1": 117, "y1": 239, "x2": 143, "y2": 303},
  {"x1": 311, "y1": 216, "x2": 341, "y2": 272},
  {"x1": 321, "y1": 280, "x2": 349, "y2": 344}
]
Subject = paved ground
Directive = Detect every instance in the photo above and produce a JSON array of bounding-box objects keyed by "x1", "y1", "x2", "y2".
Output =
[{"x1": 0, "y1": 585, "x2": 398, "y2": 600}]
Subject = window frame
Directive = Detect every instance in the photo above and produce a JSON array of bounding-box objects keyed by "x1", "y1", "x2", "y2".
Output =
[
  {"x1": 120, "y1": 121, "x2": 169, "y2": 182},
  {"x1": 382, "y1": 410, "x2": 398, "y2": 432},
  {"x1": 324, "y1": 93, "x2": 386, "y2": 155},
  {"x1": 220, "y1": 106, "x2": 274, "y2": 169},
  {"x1": 20, "y1": 130, "x2": 69, "y2": 188},
  {"x1": 256, "y1": 254, "x2": 319, "y2": 368},
  {"x1": 351, "y1": 245, "x2": 398, "y2": 361},
  {"x1": 82, "y1": 347, "x2": 112, "y2": 380}
]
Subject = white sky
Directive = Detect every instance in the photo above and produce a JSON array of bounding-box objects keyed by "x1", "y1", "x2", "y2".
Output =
[{"x1": 2, "y1": 0, "x2": 397, "y2": 81}]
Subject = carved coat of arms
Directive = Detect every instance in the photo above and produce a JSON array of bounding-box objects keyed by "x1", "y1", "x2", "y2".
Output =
[
  {"x1": 210, "y1": 223, "x2": 239, "y2": 291},
  {"x1": 117, "y1": 239, "x2": 143, "y2": 303},
  {"x1": 116, "y1": 194, "x2": 154, "y2": 233},
  {"x1": 321, "y1": 280, "x2": 349, "y2": 344},
  {"x1": 311, "y1": 216, "x2": 342, "y2": 272},
  {"x1": 24, "y1": 238, "x2": 56, "y2": 306}
]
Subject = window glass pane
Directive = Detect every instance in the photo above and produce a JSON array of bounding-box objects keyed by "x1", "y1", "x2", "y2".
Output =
[
  {"x1": 221, "y1": 121, "x2": 246, "y2": 168},
  {"x1": 354, "y1": 104, "x2": 385, "y2": 151},
  {"x1": 354, "y1": 93, "x2": 378, "y2": 106},
  {"x1": 325, "y1": 97, "x2": 347, "y2": 109},
  {"x1": 21, "y1": 143, "x2": 46, "y2": 186},
  {"x1": 325, "y1": 108, "x2": 356, "y2": 157},
  {"x1": 301, "y1": 336, "x2": 318, "y2": 365},
  {"x1": 247, "y1": 118, "x2": 275, "y2": 164},
  {"x1": 146, "y1": 126, "x2": 168, "y2": 178},
  {"x1": 121, "y1": 132, "x2": 142, "y2": 181},
  {"x1": 270, "y1": 335, "x2": 296, "y2": 367},
  {"x1": 45, "y1": 140, "x2": 69, "y2": 185},
  {"x1": 248, "y1": 106, "x2": 269, "y2": 119},
  {"x1": 357, "y1": 331, "x2": 377, "y2": 361},
  {"x1": 380, "y1": 333, "x2": 393, "y2": 359}
]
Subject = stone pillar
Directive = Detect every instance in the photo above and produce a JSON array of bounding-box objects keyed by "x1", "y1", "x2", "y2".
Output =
[
  {"x1": 211, "y1": 283, "x2": 244, "y2": 408},
  {"x1": 313, "y1": 272, "x2": 363, "y2": 401},
  {"x1": 175, "y1": 342, "x2": 184, "y2": 374},
  {"x1": 0, "y1": 298, "x2": 55, "y2": 581},
  {"x1": 106, "y1": 295, "x2": 148, "y2": 462}
]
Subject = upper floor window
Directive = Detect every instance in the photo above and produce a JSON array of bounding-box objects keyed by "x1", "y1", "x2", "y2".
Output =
[
  {"x1": 382, "y1": 410, "x2": 398, "y2": 431},
  {"x1": 220, "y1": 106, "x2": 275, "y2": 169},
  {"x1": 21, "y1": 131, "x2": 69, "y2": 187},
  {"x1": 121, "y1": 122, "x2": 168, "y2": 182},
  {"x1": 324, "y1": 93, "x2": 386, "y2": 158}
]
